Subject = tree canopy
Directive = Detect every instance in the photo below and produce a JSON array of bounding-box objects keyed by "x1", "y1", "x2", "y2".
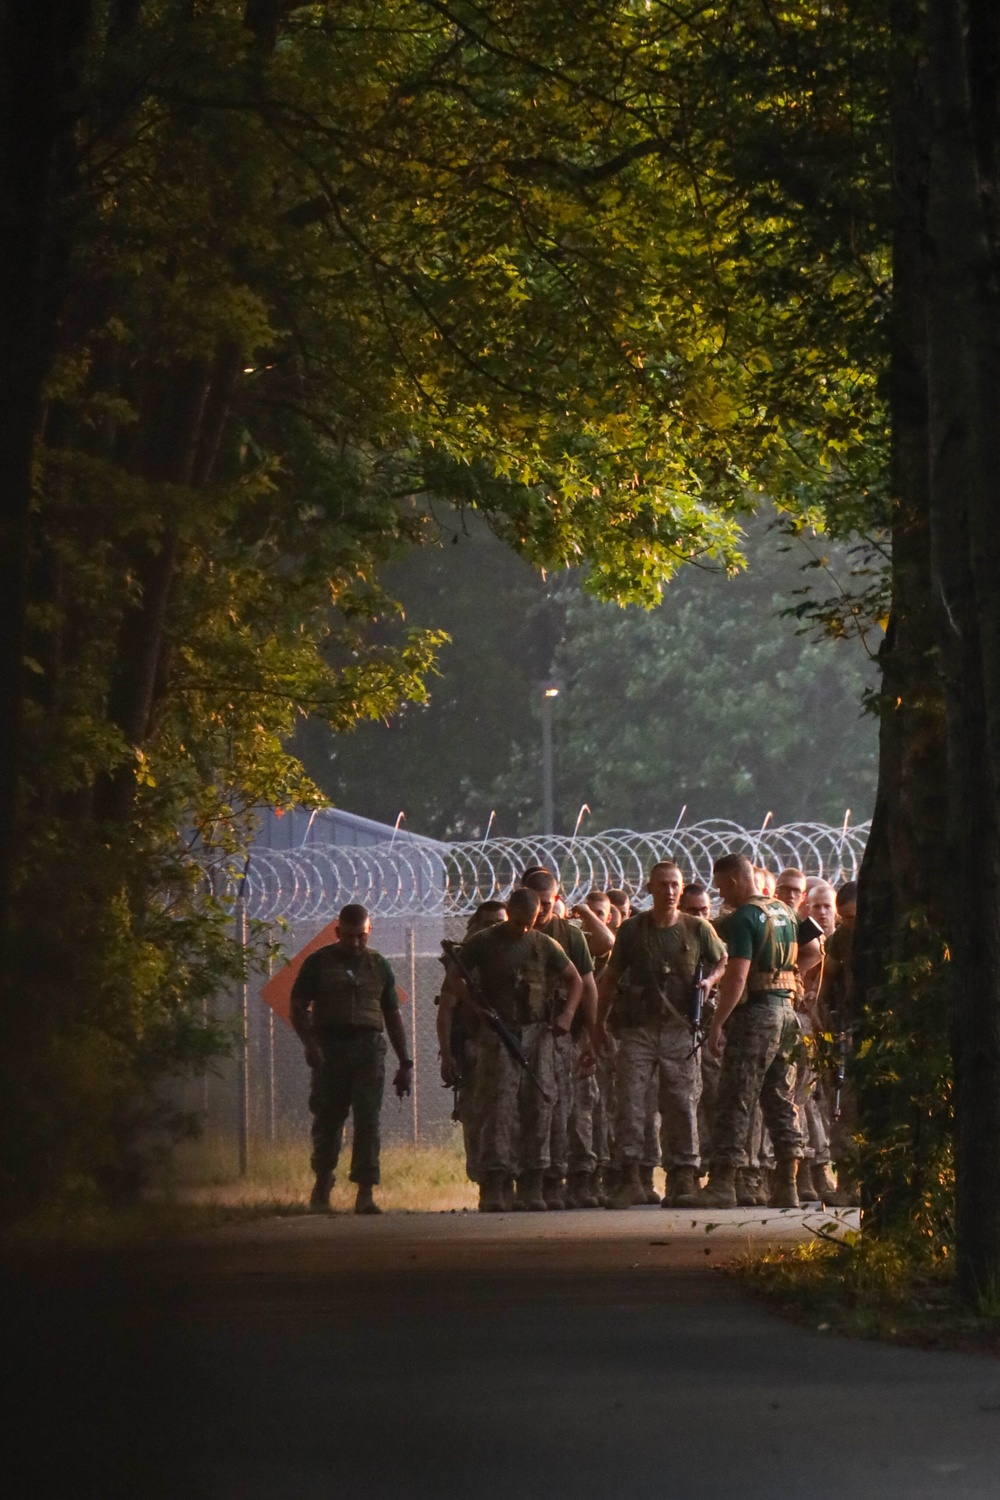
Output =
[{"x1": 1, "y1": 0, "x2": 897, "y2": 1214}]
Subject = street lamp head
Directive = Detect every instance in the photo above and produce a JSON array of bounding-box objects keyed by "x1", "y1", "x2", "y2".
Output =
[{"x1": 543, "y1": 686, "x2": 559, "y2": 698}]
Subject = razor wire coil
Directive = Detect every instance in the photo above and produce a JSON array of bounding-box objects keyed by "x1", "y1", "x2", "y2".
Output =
[{"x1": 236, "y1": 821, "x2": 870, "y2": 923}]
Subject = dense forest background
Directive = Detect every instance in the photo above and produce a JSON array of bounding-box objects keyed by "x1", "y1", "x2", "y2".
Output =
[{"x1": 298, "y1": 509, "x2": 879, "y2": 837}]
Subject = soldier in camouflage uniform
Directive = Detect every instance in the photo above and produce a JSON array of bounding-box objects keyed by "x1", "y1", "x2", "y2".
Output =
[
  {"x1": 454, "y1": 887, "x2": 583, "y2": 1212},
  {"x1": 437, "y1": 901, "x2": 508, "y2": 1204},
  {"x1": 597, "y1": 862, "x2": 726, "y2": 1209},
  {"x1": 290, "y1": 904, "x2": 414, "y2": 1214},
  {"x1": 694, "y1": 854, "x2": 822, "y2": 1210},
  {"x1": 678, "y1": 882, "x2": 722, "y2": 1175},
  {"x1": 520, "y1": 869, "x2": 603, "y2": 1209}
]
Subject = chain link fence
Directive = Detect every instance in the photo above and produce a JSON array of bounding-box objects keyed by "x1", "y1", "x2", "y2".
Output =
[{"x1": 194, "y1": 819, "x2": 869, "y2": 1170}]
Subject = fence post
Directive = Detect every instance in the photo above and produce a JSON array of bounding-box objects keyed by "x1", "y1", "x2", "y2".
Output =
[
  {"x1": 406, "y1": 924, "x2": 418, "y2": 1143},
  {"x1": 236, "y1": 895, "x2": 250, "y2": 1177},
  {"x1": 266, "y1": 953, "x2": 276, "y2": 1144}
]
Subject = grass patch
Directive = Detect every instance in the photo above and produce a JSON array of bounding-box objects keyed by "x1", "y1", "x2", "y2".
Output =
[
  {"x1": 159, "y1": 1131, "x2": 478, "y2": 1215},
  {"x1": 2, "y1": 1135, "x2": 478, "y2": 1249},
  {"x1": 741, "y1": 1231, "x2": 1000, "y2": 1355}
]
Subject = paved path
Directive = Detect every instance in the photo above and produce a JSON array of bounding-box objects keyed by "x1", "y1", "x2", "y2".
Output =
[{"x1": 7, "y1": 1206, "x2": 1000, "y2": 1500}]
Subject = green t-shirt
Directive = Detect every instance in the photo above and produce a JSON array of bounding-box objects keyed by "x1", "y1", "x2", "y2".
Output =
[
  {"x1": 715, "y1": 898, "x2": 803, "y2": 997},
  {"x1": 606, "y1": 912, "x2": 725, "y2": 989},
  {"x1": 459, "y1": 925, "x2": 569, "y2": 1024}
]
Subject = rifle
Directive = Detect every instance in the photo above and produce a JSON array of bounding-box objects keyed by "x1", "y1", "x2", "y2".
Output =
[
  {"x1": 440, "y1": 940, "x2": 551, "y2": 1102},
  {"x1": 687, "y1": 960, "x2": 709, "y2": 1057},
  {"x1": 833, "y1": 1031, "x2": 849, "y2": 1121}
]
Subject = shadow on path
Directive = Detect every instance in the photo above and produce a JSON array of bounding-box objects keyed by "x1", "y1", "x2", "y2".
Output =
[{"x1": 5, "y1": 1208, "x2": 999, "y2": 1500}]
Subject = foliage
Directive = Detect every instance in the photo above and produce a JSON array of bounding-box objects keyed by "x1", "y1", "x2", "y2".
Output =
[
  {"x1": 853, "y1": 912, "x2": 954, "y2": 1252},
  {"x1": 5, "y1": 0, "x2": 896, "y2": 1212},
  {"x1": 303, "y1": 511, "x2": 880, "y2": 835}
]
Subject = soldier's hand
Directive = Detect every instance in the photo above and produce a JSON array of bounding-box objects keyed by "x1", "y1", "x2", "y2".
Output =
[
  {"x1": 304, "y1": 1037, "x2": 324, "y2": 1070},
  {"x1": 576, "y1": 1047, "x2": 597, "y2": 1078},
  {"x1": 706, "y1": 1021, "x2": 725, "y2": 1060},
  {"x1": 551, "y1": 1008, "x2": 574, "y2": 1037},
  {"x1": 440, "y1": 1052, "x2": 459, "y2": 1087},
  {"x1": 594, "y1": 1022, "x2": 612, "y2": 1057},
  {"x1": 393, "y1": 1062, "x2": 414, "y2": 1098}
]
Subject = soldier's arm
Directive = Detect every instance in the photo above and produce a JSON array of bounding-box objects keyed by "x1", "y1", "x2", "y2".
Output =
[
  {"x1": 290, "y1": 955, "x2": 324, "y2": 1066},
  {"x1": 551, "y1": 960, "x2": 583, "y2": 1034},
  {"x1": 436, "y1": 987, "x2": 458, "y2": 1083},
  {"x1": 797, "y1": 937, "x2": 823, "y2": 980},
  {"x1": 384, "y1": 1006, "x2": 414, "y2": 1097},
  {"x1": 572, "y1": 904, "x2": 615, "y2": 958},
  {"x1": 705, "y1": 957, "x2": 752, "y2": 1058}
]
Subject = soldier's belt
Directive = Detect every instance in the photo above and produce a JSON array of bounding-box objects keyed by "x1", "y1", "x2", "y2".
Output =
[{"x1": 746, "y1": 969, "x2": 798, "y2": 993}]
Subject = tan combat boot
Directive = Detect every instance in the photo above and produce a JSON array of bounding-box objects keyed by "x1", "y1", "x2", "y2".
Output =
[
  {"x1": 516, "y1": 1169, "x2": 548, "y2": 1211},
  {"x1": 748, "y1": 1169, "x2": 770, "y2": 1206},
  {"x1": 669, "y1": 1165, "x2": 700, "y2": 1207},
  {"x1": 693, "y1": 1165, "x2": 738, "y2": 1208},
  {"x1": 502, "y1": 1175, "x2": 517, "y2": 1211},
  {"x1": 797, "y1": 1160, "x2": 821, "y2": 1204},
  {"x1": 576, "y1": 1171, "x2": 601, "y2": 1208},
  {"x1": 309, "y1": 1168, "x2": 334, "y2": 1211},
  {"x1": 479, "y1": 1171, "x2": 506, "y2": 1213},
  {"x1": 770, "y1": 1159, "x2": 801, "y2": 1209},
  {"x1": 814, "y1": 1161, "x2": 857, "y2": 1206},
  {"x1": 734, "y1": 1167, "x2": 760, "y2": 1207},
  {"x1": 354, "y1": 1182, "x2": 382, "y2": 1215},
  {"x1": 639, "y1": 1165, "x2": 662, "y2": 1204},
  {"x1": 608, "y1": 1161, "x2": 644, "y2": 1210},
  {"x1": 597, "y1": 1166, "x2": 616, "y2": 1207},
  {"x1": 543, "y1": 1174, "x2": 567, "y2": 1210}
]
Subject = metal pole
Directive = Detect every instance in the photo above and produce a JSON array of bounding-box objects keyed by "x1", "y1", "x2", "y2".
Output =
[
  {"x1": 542, "y1": 693, "x2": 554, "y2": 835},
  {"x1": 236, "y1": 895, "x2": 249, "y2": 1177},
  {"x1": 406, "y1": 925, "x2": 418, "y2": 1143}
]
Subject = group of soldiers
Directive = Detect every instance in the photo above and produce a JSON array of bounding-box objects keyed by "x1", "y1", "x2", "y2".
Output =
[
  {"x1": 288, "y1": 855, "x2": 857, "y2": 1215},
  {"x1": 435, "y1": 854, "x2": 857, "y2": 1213}
]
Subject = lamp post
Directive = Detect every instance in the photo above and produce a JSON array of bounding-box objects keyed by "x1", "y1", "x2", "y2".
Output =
[{"x1": 541, "y1": 679, "x2": 560, "y2": 834}]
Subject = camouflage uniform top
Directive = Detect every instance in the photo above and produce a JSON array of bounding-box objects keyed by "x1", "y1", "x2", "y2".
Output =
[
  {"x1": 715, "y1": 898, "x2": 804, "y2": 1000},
  {"x1": 290, "y1": 944, "x2": 399, "y2": 1032},
  {"x1": 605, "y1": 912, "x2": 725, "y2": 1026},
  {"x1": 459, "y1": 925, "x2": 569, "y2": 1026}
]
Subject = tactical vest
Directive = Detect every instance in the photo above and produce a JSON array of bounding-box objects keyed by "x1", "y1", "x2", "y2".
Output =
[
  {"x1": 742, "y1": 897, "x2": 799, "y2": 997},
  {"x1": 511, "y1": 935, "x2": 550, "y2": 1025},
  {"x1": 618, "y1": 913, "x2": 702, "y2": 1027},
  {"x1": 311, "y1": 948, "x2": 386, "y2": 1030}
]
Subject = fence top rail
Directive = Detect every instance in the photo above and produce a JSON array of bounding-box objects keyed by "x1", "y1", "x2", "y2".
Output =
[{"x1": 232, "y1": 820, "x2": 870, "y2": 922}]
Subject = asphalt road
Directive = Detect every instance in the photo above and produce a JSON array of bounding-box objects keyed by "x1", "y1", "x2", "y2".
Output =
[{"x1": 7, "y1": 1206, "x2": 1000, "y2": 1500}]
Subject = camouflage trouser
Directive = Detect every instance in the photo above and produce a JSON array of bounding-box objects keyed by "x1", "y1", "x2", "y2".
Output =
[
  {"x1": 476, "y1": 1023, "x2": 556, "y2": 1175},
  {"x1": 547, "y1": 1032, "x2": 574, "y2": 1177},
  {"x1": 567, "y1": 1040, "x2": 599, "y2": 1173},
  {"x1": 793, "y1": 1021, "x2": 831, "y2": 1165},
  {"x1": 713, "y1": 999, "x2": 803, "y2": 1168},
  {"x1": 309, "y1": 1027, "x2": 387, "y2": 1185},
  {"x1": 615, "y1": 1018, "x2": 701, "y2": 1169},
  {"x1": 698, "y1": 1041, "x2": 723, "y2": 1171},
  {"x1": 455, "y1": 1039, "x2": 482, "y2": 1184},
  {"x1": 644, "y1": 1072, "x2": 662, "y2": 1169},
  {"x1": 592, "y1": 1041, "x2": 617, "y2": 1166}
]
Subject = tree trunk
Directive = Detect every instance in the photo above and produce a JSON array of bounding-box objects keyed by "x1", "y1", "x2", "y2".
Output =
[
  {"x1": 924, "y1": 0, "x2": 1000, "y2": 1301},
  {"x1": 0, "y1": 0, "x2": 93, "y2": 954},
  {"x1": 856, "y1": 0, "x2": 949, "y2": 1232}
]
